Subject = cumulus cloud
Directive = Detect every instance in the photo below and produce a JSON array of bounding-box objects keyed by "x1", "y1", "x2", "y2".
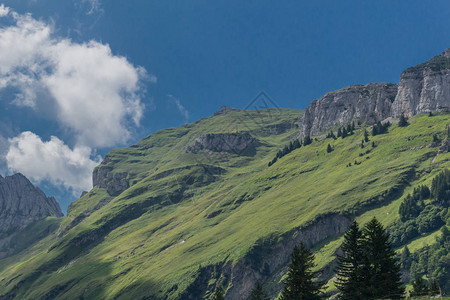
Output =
[
  {"x1": 0, "y1": 9, "x2": 150, "y2": 148},
  {"x1": 6, "y1": 132, "x2": 101, "y2": 192},
  {"x1": 168, "y1": 95, "x2": 189, "y2": 123},
  {"x1": 0, "y1": 7, "x2": 154, "y2": 194},
  {"x1": 0, "y1": 4, "x2": 10, "y2": 17}
]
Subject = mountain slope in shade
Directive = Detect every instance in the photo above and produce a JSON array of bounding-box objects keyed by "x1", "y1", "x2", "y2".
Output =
[{"x1": 0, "y1": 173, "x2": 63, "y2": 259}]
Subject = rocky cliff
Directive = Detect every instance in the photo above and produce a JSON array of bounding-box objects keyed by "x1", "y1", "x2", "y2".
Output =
[
  {"x1": 299, "y1": 83, "x2": 397, "y2": 138},
  {"x1": 392, "y1": 48, "x2": 450, "y2": 117},
  {"x1": 0, "y1": 173, "x2": 62, "y2": 237},
  {"x1": 186, "y1": 132, "x2": 260, "y2": 155},
  {"x1": 300, "y1": 48, "x2": 450, "y2": 138}
]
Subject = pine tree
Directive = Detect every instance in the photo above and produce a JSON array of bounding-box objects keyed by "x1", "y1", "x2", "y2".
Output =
[
  {"x1": 430, "y1": 280, "x2": 441, "y2": 296},
  {"x1": 335, "y1": 221, "x2": 364, "y2": 300},
  {"x1": 398, "y1": 113, "x2": 408, "y2": 127},
  {"x1": 400, "y1": 246, "x2": 412, "y2": 270},
  {"x1": 327, "y1": 144, "x2": 333, "y2": 153},
  {"x1": 250, "y1": 282, "x2": 268, "y2": 300},
  {"x1": 303, "y1": 136, "x2": 312, "y2": 146},
  {"x1": 364, "y1": 129, "x2": 369, "y2": 142},
  {"x1": 352, "y1": 121, "x2": 355, "y2": 131},
  {"x1": 412, "y1": 276, "x2": 429, "y2": 296},
  {"x1": 337, "y1": 127, "x2": 342, "y2": 138},
  {"x1": 212, "y1": 288, "x2": 224, "y2": 300},
  {"x1": 342, "y1": 127, "x2": 348, "y2": 138},
  {"x1": 280, "y1": 243, "x2": 323, "y2": 300},
  {"x1": 360, "y1": 217, "x2": 404, "y2": 299}
]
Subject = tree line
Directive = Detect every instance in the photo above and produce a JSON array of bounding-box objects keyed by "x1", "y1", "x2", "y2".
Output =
[{"x1": 211, "y1": 217, "x2": 437, "y2": 299}]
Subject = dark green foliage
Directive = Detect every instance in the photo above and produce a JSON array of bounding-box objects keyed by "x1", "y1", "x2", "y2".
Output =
[
  {"x1": 268, "y1": 139, "x2": 302, "y2": 167},
  {"x1": 433, "y1": 134, "x2": 441, "y2": 144},
  {"x1": 342, "y1": 127, "x2": 348, "y2": 138},
  {"x1": 431, "y1": 169, "x2": 450, "y2": 206},
  {"x1": 336, "y1": 219, "x2": 403, "y2": 299},
  {"x1": 364, "y1": 129, "x2": 369, "y2": 142},
  {"x1": 327, "y1": 144, "x2": 333, "y2": 153},
  {"x1": 337, "y1": 128, "x2": 342, "y2": 138},
  {"x1": 371, "y1": 141, "x2": 376, "y2": 148},
  {"x1": 212, "y1": 288, "x2": 224, "y2": 300},
  {"x1": 372, "y1": 121, "x2": 390, "y2": 136},
  {"x1": 303, "y1": 136, "x2": 312, "y2": 146},
  {"x1": 280, "y1": 243, "x2": 323, "y2": 300},
  {"x1": 398, "y1": 185, "x2": 430, "y2": 221},
  {"x1": 351, "y1": 121, "x2": 355, "y2": 132},
  {"x1": 398, "y1": 113, "x2": 409, "y2": 127},
  {"x1": 360, "y1": 218, "x2": 404, "y2": 299},
  {"x1": 326, "y1": 130, "x2": 336, "y2": 139},
  {"x1": 430, "y1": 280, "x2": 441, "y2": 296},
  {"x1": 412, "y1": 276, "x2": 429, "y2": 296},
  {"x1": 429, "y1": 111, "x2": 433, "y2": 117},
  {"x1": 360, "y1": 141, "x2": 364, "y2": 149},
  {"x1": 400, "y1": 246, "x2": 412, "y2": 270},
  {"x1": 335, "y1": 221, "x2": 364, "y2": 300},
  {"x1": 250, "y1": 282, "x2": 268, "y2": 300}
]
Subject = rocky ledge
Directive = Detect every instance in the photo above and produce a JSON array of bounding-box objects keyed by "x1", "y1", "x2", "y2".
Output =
[{"x1": 186, "y1": 132, "x2": 260, "y2": 155}]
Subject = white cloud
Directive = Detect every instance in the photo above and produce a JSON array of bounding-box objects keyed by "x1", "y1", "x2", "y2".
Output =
[
  {"x1": 6, "y1": 131, "x2": 101, "y2": 192},
  {"x1": 0, "y1": 4, "x2": 9, "y2": 17},
  {"x1": 168, "y1": 95, "x2": 189, "y2": 123},
  {"x1": 0, "y1": 9, "x2": 150, "y2": 148},
  {"x1": 81, "y1": 0, "x2": 102, "y2": 15}
]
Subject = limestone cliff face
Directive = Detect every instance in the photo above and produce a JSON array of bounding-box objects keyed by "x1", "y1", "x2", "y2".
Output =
[
  {"x1": 186, "y1": 132, "x2": 260, "y2": 155},
  {"x1": 0, "y1": 173, "x2": 62, "y2": 236},
  {"x1": 300, "y1": 83, "x2": 397, "y2": 138},
  {"x1": 299, "y1": 48, "x2": 450, "y2": 138},
  {"x1": 392, "y1": 48, "x2": 450, "y2": 117},
  {"x1": 92, "y1": 165, "x2": 129, "y2": 196}
]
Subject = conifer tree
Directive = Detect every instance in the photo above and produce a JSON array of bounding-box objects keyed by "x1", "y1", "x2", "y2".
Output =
[
  {"x1": 360, "y1": 217, "x2": 404, "y2": 299},
  {"x1": 364, "y1": 129, "x2": 369, "y2": 142},
  {"x1": 400, "y1": 246, "x2": 412, "y2": 270},
  {"x1": 337, "y1": 128, "x2": 342, "y2": 137},
  {"x1": 280, "y1": 243, "x2": 323, "y2": 300},
  {"x1": 430, "y1": 280, "x2": 441, "y2": 296},
  {"x1": 412, "y1": 276, "x2": 429, "y2": 296},
  {"x1": 335, "y1": 221, "x2": 364, "y2": 300},
  {"x1": 342, "y1": 127, "x2": 348, "y2": 138},
  {"x1": 303, "y1": 135, "x2": 312, "y2": 146},
  {"x1": 398, "y1": 113, "x2": 408, "y2": 127},
  {"x1": 212, "y1": 288, "x2": 224, "y2": 300},
  {"x1": 327, "y1": 144, "x2": 333, "y2": 153},
  {"x1": 250, "y1": 282, "x2": 268, "y2": 300},
  {"x1": 351, "y1": 121, "x2": 355, "y2": 131}
]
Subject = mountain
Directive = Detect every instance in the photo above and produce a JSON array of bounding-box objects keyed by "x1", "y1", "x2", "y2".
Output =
[
  {"x1": 0, "y1": 173, "x2": 63, "y2": 259},
  {"x1": 0, "y1": 50, "x2": 449, "y2": 299},
  {"x1": 300, "y1": 48, "x2": 450, "y2": 138}
]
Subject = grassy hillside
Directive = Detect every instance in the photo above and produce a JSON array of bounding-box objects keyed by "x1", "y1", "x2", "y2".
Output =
[{"x1": 0, "y1": 109, "x2": 449, "y2": 299}]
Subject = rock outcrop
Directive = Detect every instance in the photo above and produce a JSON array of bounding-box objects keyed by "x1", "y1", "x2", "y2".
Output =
[
  {"x1": 186, "y1": 132, "x2": 260, "y2": 155},
  {"x1": 299, "y1": 48, "x2": 450, "y2": 138},
  {"x1": 92, "y1": 166, "x2": 129, "y2": 196},
  {"x1": 0, "y1": 173, "x2": 62, "y2": 236},
  {"x1": 300, "y1": 83, "x2": 397, "y2": 138},
  {"x1": 392, "y1": 48, "x2": 450, "y2": 117}
]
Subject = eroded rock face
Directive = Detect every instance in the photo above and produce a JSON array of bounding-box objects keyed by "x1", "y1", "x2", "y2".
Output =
[
  {"x1": 92, "y1": 166, "x2": 129, "y2": 196},
  {"x1": 186, "y1": 132, "x2": 260, "y2": 155},
  {"x1": 0, "y1": 173, "x2": 62, "y2": 236},
  {"x1": 299, "y1": 83, "x2": 397, "y2": 138},
  {"x1": 180, "y1": 214, "x2": 351, "y2": 299},
  {"x1": 392, "y1": 49, "x2": 450, "y2": 117}
]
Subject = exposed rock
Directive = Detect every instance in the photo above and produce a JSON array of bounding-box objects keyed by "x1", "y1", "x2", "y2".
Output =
[
  {"x1": 392, "y1": 49, "x2": 450, "y2": 117},
  {"x1": 213, "y1": 106, "x2": 237, "y2": 116},
  {"x1": 186, "y1": 132, "x2": 260, "y2": 155},
  {"x1": 92, "y1": 166, "x2": 129, "y2": 196},
  {"x1": 180, "y1": 214, "x2": 351, "y2": 299},
  {"x1": 300, "y1": 83, "x2": 397, "y2": 138},
  {"x1": 299, "y1": 48, "x2": 450, "y2": 138},
  {"x1": 0, "y1": 173, "x2": 62, "y2": 237}
]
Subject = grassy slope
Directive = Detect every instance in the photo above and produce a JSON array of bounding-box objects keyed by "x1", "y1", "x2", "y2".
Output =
[{"x1": 0, "y1": 110, "x2": 449, "y2": 299}]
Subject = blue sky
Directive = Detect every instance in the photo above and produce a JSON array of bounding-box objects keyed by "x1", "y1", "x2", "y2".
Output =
[{"x1": 0, "y1": 0, "x2": 449, "y2": 212}]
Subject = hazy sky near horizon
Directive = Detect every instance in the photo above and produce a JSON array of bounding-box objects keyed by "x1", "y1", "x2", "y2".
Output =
[{"x1": 0, "y1": 0, "x2": 449, "y2": 212}]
